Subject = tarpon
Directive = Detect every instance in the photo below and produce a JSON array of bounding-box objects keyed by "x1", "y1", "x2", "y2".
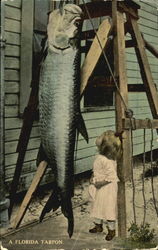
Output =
[{"x1": 37, "y1": 4, "x2": 88, "y2": 237}]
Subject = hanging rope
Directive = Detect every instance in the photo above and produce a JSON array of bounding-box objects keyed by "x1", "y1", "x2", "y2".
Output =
[
  {"x1": 142, "y1": 128, "x2": 147, "y2": 226},
  {"x1": 130, "y1": 118, "x2": 137, "y2": 224},
  {"x1": 81, "y1": 0, "x2": 128, "y2": 112},
  {"x1": 149, "y1": 121, "x2": 158, "y2": 217}
]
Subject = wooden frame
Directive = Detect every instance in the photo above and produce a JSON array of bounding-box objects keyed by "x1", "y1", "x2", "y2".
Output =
[{"x1": 19, "y1": 0, "x2": 34, "y2": 115}]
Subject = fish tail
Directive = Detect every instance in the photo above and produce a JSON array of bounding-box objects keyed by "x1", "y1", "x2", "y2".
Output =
[
  {"x1": 39, "y1": 188, "x2": 74, "y2": 237},
  {"x1": 60, "y1": 193, "x2": 74, "y2": 238},
  {"x1": 39, "y1": 188, "x2": 60, "y2": 222}
]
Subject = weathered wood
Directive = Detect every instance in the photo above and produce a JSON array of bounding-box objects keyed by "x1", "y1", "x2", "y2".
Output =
[
  {"x1": 5, "y1": 126, "x2": 39, "y2": 142},
  {"x1": 112, "y1": 0, "x2": 131, "y2": 237},
  {"x1": 5, "y1": 105, "x2": 18, "y2": 118},
  {"x1": 5, "y1": 57, "x2": 20, "y2": 69},
  {"x1": 5, "y1": 94, "x2": 18, "y2": 105},
  {"x1": 5, "y1": 0, "x2": 21, "y2": 8},
  {"x1": 5, "y1": 32, "x2": 20, "y2": 46},
  {"x1": 5, "y1": 5, "x2": 21, "y2": 20},
  {"x1": 5, "y1": 44, "x2": 20, "y2": 57},
  {"x1": 128, "y1": 16, "x2": 158, "y2": 119},
  {"x1": 5, "y1": 70, "x2": 19, "y2": 81},
  {"x1": 125, "y1": 39, "x2": 136, "y2": 48},
  {"x1": 5, "y1": 81, "x2": 19, "y2": 93},
  {"x1": 5, "y1": 118, "x2": 22, "y2": 130},
  {"x1": 80, "y1": 1, "x2": 112, "y2": 20},
  {"x1": 20, "y1": 0, "x2": 34, "y2": 114},
  {"x1": 13, "y1": 161, "x2": 47, "y2": 229},
  {"x1": 144, "y1": 39, "x2": 158, "y2": 58},
  {"x1": 80, "y1": 19, "x2": 112, "y2": 95},
  {"x1": 80, "y1": 0, "x2": 140, "y2": 20},
  {"x1": 6, "y1": 149, "x2": 38, "y2": 167},
  {"x1": 123, "y1": 118, "x2": 158, "y2": 129},
  {"x1": 5, "y1": 138, "x2": 40, "y2": 154},
  {"x1": 118, "y1": 2, "x2": 139, "y2": 20},
  {"x1": 5, "y1": 18, "x2": 21, "y2": 33}
]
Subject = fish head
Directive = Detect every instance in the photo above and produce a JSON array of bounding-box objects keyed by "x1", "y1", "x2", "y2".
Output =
[{"x1": 47, "y1": 4, "x2": 83, "y2": 52}]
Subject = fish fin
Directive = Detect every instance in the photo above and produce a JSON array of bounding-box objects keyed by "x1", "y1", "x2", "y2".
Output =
[
  {"x1": 39, "y1": 189, "x2": 60, "y2": 222},
  {"x1": 60, "y1": 194, "x2": 74, "y2": 238},
  {"x1": 77, "y1": 113, "x2": 89, "y2": 143},
  {"x1": 36, "y1": 144, "x2": 48, "y2": 167}
]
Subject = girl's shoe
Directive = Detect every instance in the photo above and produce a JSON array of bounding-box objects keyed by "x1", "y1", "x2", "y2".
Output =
[
  {"x1": 105, "y1": 229, "x2": 115, "y2": 241},
  {"x1": 89, "y1": 223, "x2": 103, "y2": 233}
]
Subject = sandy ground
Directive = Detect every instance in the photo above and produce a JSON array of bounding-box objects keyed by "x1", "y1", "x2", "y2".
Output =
[{"x1": 0, "y1": 160, "x2": 158, "y2": 249}]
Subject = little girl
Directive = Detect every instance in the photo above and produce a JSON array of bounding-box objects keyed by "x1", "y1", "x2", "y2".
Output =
[{"x1": 88, "y1": 130, "x2": 122, "y2": 241}]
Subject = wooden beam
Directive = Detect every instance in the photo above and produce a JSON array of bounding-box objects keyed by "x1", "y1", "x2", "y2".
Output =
[
  {"x1": 125, "y1": 39, "x2": 136, "y2": 48},
  {"x1": 118, "y1": 2, "x2": 139, "y2": 20},
  {"x1": 80, "y1": 19, "x2": 112, "y2": 96},
  {"x1": 80, "y1": 1, "x2": 140, "y2": 20},
  {"x1": 20, "y1": 0, "x2": 34, "y2": 115},
  {"x1": 87, "y1": 78, "x2": 145, "y2": 92},
  {"x1": 112, "y1": 0, "x2": 131, "y2": 238},
  {"x1": 144, "y1": 39, "x2": 158, "y2": 59},
  {"x1": 13, "y1": 161, "x2": 47, "y2": 229},
  {"x1": 123, "y1": 118, "x2": 158, "y2": 130},
  {"x1": 128, "y1": 16, "x2": 158, "y2": 119},
  {"x1": 80, "y1": 1, "x2": 112, "y2": 20}
]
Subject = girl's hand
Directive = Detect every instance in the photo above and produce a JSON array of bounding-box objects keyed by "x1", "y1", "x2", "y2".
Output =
[
  {"x1": 94, "y1": 181, "x2": 111, "y2": 189},
  {"x1": 89, "y1": 176, "x2": 94, "y2": 184}
]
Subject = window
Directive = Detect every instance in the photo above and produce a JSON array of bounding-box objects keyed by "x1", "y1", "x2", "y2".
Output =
[{"x1": 84, "y1": 40, "x2": 114, "y2": 111}]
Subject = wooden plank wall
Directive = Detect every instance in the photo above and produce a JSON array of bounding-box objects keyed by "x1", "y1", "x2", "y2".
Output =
[{"x1": 4, "y1": 1, "x2": 158, "y2": 192}]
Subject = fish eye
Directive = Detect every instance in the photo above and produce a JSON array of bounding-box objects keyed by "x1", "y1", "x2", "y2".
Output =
[{"x1": 74, "y1": 19, "x2": 81, "y2": 27}]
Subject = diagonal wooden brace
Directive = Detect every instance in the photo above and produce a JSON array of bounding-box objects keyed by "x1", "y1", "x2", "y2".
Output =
[
  {"x1": 13, "y1": 161, "x2": 47, "y2": 229},
  {"x1": 80, "y1": 19, "x2": 113, "y2": 96}
]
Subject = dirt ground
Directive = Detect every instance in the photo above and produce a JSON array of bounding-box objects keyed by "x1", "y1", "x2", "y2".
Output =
[{"x1": 0, "y1": 160, "x2": 158, "y2": 250}]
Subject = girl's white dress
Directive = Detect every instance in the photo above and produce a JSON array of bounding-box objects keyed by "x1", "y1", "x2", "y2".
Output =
[{"x1": 89, "y1": 154, "x2": 119, "y2": 221}]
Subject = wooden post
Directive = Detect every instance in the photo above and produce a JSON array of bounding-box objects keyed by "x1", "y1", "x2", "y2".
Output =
[
  {"x1": 112, "y1": 0, "x2": 131, "y2": 237},
  {"x1": 13, "y1": 161, "x2": 47, "y2": 229}
]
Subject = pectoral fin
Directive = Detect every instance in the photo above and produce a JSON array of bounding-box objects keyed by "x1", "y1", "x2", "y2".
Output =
[
  {"x1": 77, "y1": 113, "x2": 88, "y2": 143},
  {"x1": 36, "y1": 143, "x2": 48, "y2": 166}
]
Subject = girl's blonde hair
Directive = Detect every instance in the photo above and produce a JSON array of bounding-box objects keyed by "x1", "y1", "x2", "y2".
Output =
[{"x1": 96, "y1": 130, "x2": 122, "y2": 160}]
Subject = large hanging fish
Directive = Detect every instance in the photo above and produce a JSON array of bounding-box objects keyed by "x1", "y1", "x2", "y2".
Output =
[{"x1": 37, "y1": 4, "x2": 88, "y2": 238}]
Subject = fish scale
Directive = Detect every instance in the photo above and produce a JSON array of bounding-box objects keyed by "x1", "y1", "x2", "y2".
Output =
[
  {"x1": 39, "y1": 49, "x2": 79, "y2": 193},
  {"x1": 38, "y1": 4, "x2": 88, "y2": 237}
]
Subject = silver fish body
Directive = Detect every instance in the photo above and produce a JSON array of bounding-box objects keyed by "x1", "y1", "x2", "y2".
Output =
[
  {"x1": 38, "y1": 4, "x2": 88, "y2": 237},
  {"x1": 39, "y1": 48, "x2": 80, "y2": 195}
]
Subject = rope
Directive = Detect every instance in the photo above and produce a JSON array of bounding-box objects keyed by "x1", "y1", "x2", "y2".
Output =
[
  {"x1": 130, "y1": 119, "x2": 137, "y2": 224},
  {"x1": 81, "y1": 0, "x2": 128, "y2": 112},
  {"x1": 142, "y1": 128, "x2": 147, "y2": 226},
  {"x1": 149, "y1": 122, "x2": 158, "y2": 217}
]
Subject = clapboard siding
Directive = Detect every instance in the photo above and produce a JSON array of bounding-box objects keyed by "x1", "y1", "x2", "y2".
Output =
[
  {"x1": 5, "y1": 18, "x2": 21, "y2": 33},
  {"x1": 5, "y1": 5, "x2": 21, "y2": 20},
  {"x1": 5, "y1": 126, "x2": 39, "y2": 143},
  {"x1": 5, "y1": 32, "x2": 21, "y2": 45},
  {"x1": 3, "y1": 1, "x2": 158, "y2": 192},
  {"x1": 5, "y1": 81, "x2": 19, "y2": 93},
  {"x1": 5, "y1": 0, "x2": 21, "y2": 8}
]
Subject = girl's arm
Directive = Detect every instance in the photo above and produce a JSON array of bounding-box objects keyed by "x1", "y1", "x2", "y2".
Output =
[{"x1": 94, "y1": 180, "x2": 111, "y2": 189}]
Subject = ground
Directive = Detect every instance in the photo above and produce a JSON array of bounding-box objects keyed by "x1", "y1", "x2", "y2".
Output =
[{"x1": 0, "y1": 159, "x2": 158, "y2": 250}]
